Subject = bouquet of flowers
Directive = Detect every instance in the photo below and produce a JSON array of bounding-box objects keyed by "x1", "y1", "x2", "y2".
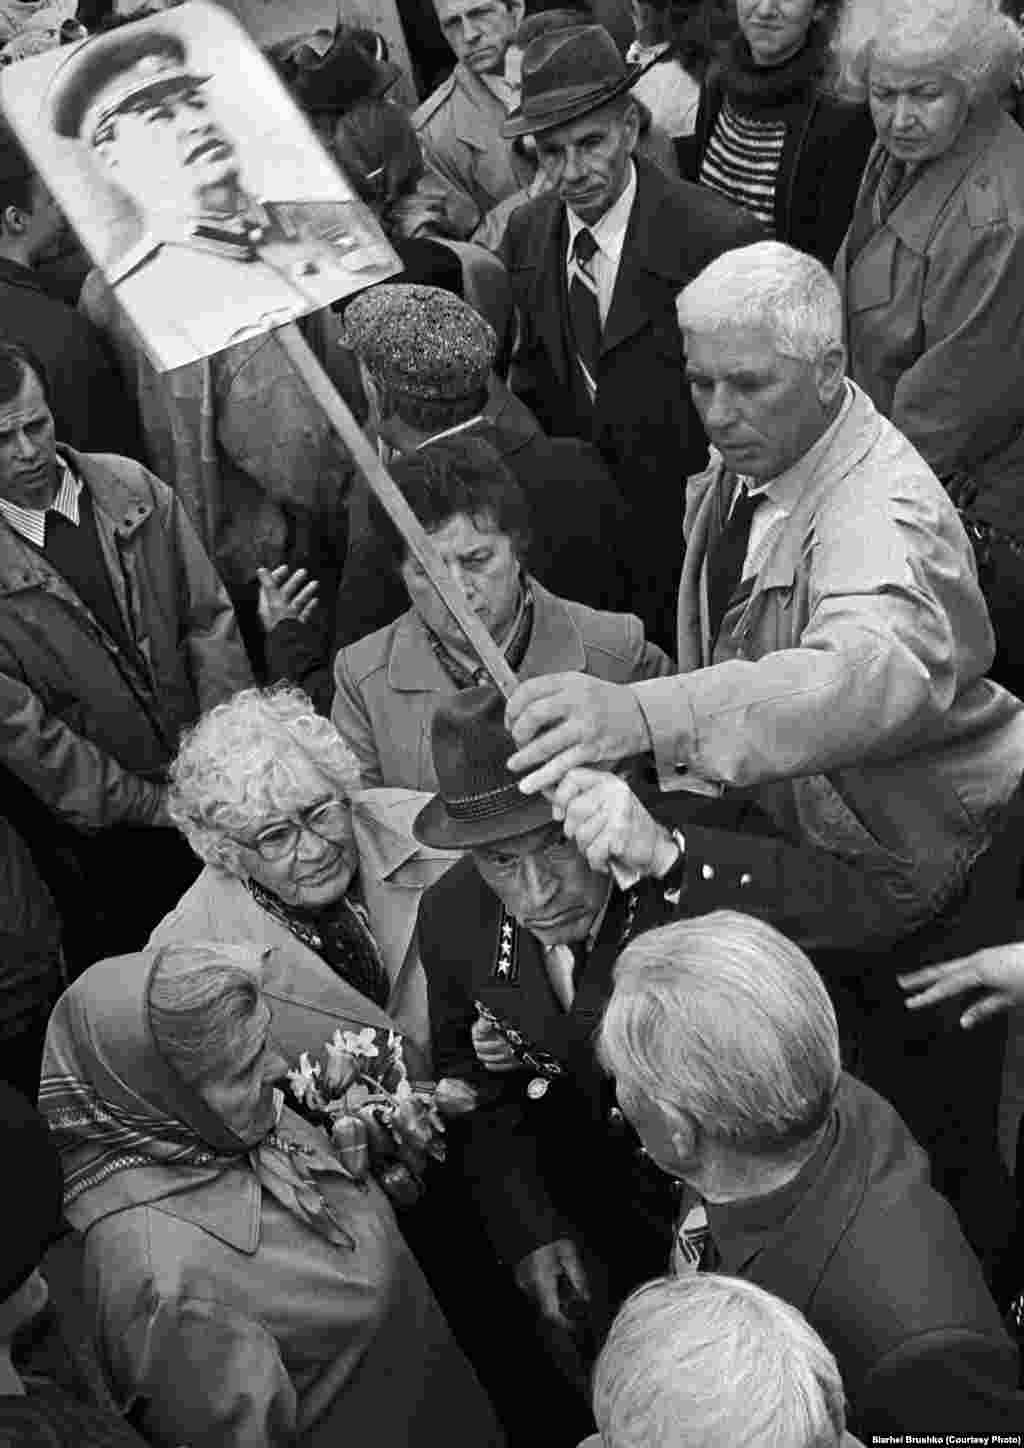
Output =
[{"x1": 286, "y1": 1027, "x2": 476, "y2": 1206}]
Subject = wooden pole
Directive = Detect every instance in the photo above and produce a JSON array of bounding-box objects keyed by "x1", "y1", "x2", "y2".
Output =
[{"x1": 277, "y1": 321, "x2": 519, "y2": 698}]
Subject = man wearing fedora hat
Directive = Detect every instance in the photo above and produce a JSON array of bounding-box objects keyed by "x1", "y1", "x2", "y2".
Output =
[
  {"x1": 45, "y1": 23, "x2": 395, "y2": 368},
  {"x1": 499, "y1": 22, "x2": 761, "y2": 648},
  {"x1": 414, "y1": 683, "x2": 919, "y2": 1384}
]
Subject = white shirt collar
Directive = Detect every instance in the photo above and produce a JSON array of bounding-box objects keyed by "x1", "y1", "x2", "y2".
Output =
[
  {"x1": 0, "y1": 457, "x2": 80, "y2": 549},
  {"x1": 565, "y1": 160, "x2": 637, "y2": 266}
]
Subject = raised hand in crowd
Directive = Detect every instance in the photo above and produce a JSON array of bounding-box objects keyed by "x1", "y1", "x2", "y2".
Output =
[
  {"x1": 256, "y1": 564, "x2": 320, "y2": 633},
  {"x1": 506, "y1": 674, "x2": 652, "y2": 794},
  {"x1": 900, "y1": 947, "x2": 1024, "y2": 1028}
]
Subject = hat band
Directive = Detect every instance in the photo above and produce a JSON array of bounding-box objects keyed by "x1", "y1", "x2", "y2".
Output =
[
  {"x1": 442, "y1": 779, "x2": 526, "y2": 823},
  {"x1": 518, "y1": 74, "x2": 626, "y2": 119}
]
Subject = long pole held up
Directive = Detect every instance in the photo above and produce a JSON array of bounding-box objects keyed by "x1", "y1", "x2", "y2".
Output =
[{"x1": 278, "y1": 322, "x2": 519, "y2": 698}]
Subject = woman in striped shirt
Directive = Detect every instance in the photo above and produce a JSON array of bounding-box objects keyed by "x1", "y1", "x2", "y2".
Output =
[{"x1": 677, "y1": 0, "x2": 874, "y2": 263}]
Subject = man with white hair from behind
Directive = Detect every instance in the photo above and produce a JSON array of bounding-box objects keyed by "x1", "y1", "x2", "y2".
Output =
[
  {"x1": 579, "y1": 1273, "x2": 862, "y2": 1448},
  {"x1": 596, "y1": 911, "x2": 1024, "y2": 1437}
]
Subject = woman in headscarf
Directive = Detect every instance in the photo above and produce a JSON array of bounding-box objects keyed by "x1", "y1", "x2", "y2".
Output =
[
  {"x1": 833, "y1": 0, "x2": 1024, "y2": 695},
  {"x1": 38, "y1": 942, "x2": 503, "y2": 1448},
  {"x1": 151, "y1": 685, "x2": 454, "y2": 1065}
]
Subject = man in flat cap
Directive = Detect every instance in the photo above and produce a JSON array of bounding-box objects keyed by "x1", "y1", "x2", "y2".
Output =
[
  {"x1": 499, "y1": 23, "x2": 761, "y2": 647},
  {"x1": 46, "y1": 23, "x2": 396, "y2": 367}
]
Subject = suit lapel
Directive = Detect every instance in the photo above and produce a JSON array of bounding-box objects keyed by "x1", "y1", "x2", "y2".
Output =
[
  {"x1": 521, "y1": 197, "x2": 573, "y2": 391},
  {"x1": 600, "y1": 162, "x2": 686, "y2": 359}
]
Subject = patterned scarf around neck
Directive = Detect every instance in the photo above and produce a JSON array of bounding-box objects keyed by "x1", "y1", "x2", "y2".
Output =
[
  {"x1": 246, "y1": 879, "x2": 391, "y2": 1009},
  {"x1": 425, "y1": 576, "x2": 535, "y2": 689},
  {"x1": 38, "y1": 953, "x2": 359, "y2": 1249}
]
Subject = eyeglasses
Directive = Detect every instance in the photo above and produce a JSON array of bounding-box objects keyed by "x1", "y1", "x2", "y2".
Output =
[{"x1": 238, "y1": 799, "x2": 351, "y2": 862}]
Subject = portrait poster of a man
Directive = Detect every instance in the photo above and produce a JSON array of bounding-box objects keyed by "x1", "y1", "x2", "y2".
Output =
[{"x1": 0, "y1": 1, "x2": 402, "y2": 370}]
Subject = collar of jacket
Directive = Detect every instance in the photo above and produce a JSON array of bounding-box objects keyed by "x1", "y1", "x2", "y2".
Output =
[
  {"x1": 705, "y1": 1074, "x2": 898, "y2": 1308},
  {"x1": 865, "y1": 100, "x2": 1006, "y2": 255},
  {"x1": 687, "y1": 381, "x2": 884, "y2": 611},
  {"x1": 351, "y1": 786, "x2": 457, "y2": 880},
  {"x1": 0, "y1": 448, "x2": 153, "y2": 598},
  {"x1": 512, "y1": 155, "x2": 696, "y2": 362},
  {"x1": 150, "y1": 1165, "x2": 262, "y2": 1253},
  {"x1": 452, "y1": 62, "x2": 517, "y2": 150},
  {"x1": 386, "y1": 578, "x2": 587, "y2": 691}
]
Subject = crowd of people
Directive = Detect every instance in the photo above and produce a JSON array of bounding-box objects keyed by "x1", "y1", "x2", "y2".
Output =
[{"x1": 3, "y1": 0, "x2": 1024, "y2": 1442}]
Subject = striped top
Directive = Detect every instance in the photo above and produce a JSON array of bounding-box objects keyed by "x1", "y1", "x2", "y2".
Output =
[{"x1": 699, "y1": 98, "x2": 786, "y2": 232}]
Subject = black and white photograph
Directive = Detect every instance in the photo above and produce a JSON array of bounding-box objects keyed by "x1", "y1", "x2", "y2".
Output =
[{"x1": 0, "y1": 0, "x2": 400, "y2": 368}]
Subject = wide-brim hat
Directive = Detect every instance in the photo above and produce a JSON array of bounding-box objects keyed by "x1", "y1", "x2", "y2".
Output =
[
  {"x1": 503, "y1": 23, "x2": 649, "y2": 139},
  {"x1": 413, "y1": 684, "x2": 553, "y2": 850}
]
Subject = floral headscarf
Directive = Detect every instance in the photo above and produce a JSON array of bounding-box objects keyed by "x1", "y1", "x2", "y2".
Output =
[{"x1": 39, "y1": 946, "x2": 356, "y2": 1247}]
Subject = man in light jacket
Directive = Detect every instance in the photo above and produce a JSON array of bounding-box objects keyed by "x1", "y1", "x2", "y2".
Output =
[{"x1": 502, "y1": 240, "x2": 1024, "y2": 1284}]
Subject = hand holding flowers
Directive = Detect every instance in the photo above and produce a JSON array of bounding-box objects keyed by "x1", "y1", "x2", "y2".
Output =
[{"x1": 287, "y1": 1027, "x2": 477, "y2": 1206}]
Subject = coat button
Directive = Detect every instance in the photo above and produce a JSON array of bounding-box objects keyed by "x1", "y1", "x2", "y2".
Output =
[
  {"x1": 608, "y1": 1106, "x2": 623, "y2": 1126},
  {"x1": 701, "y1": 863, "x2": 715, "y2": 880},
  {"x1": 740, "y1": 872, "x2": 753, "y2": 887}
]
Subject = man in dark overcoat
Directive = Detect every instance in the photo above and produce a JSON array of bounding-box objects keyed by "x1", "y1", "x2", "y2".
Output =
[{"x1": 498, "y1": 23, "x2": 762, "y2": 643}]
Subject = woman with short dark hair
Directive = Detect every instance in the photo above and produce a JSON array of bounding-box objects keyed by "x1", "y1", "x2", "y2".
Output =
[{"x1": 331, "y1": 434, "x2": 671, "y2": 791}]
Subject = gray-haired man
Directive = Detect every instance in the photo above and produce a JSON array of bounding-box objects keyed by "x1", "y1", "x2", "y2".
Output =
[{"x1": 599, "y1": 910, "x2": 1024, "y2": 1437}]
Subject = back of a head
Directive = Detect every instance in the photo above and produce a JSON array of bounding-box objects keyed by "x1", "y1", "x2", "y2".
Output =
[
  {"x1": 600, "y1": 911, "x2": 841, "y2": 1157},
  {"x1": 332, "y1": 97, "x2": 423, "y2": 212},
  {"x1": 592, "y1": 1273, "x2": 847, "y2": 1448},
  {"x1": 0, "y1": 339, "x2": 49, "y2": 409}
]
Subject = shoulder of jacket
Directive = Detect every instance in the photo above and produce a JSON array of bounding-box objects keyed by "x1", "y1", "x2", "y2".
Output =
[
  {"x1": 564, "y1": 598, "x2": 646, "y2": 662},
  {"x1": 413, "y1": 72, "x2": 459, "y2": 131},
  {"x1": 421, "y1": 852, "x2": 489, "y2": 932},
  {"x1": 73, "y1": 450, "x2": 165, "y2": 510},
  {"x1": 335, "y1": 628, "x2": 396, "y2": 691},
  {"x1": 963, "y1": 163, "x2": 1014, "y2": 231},
  {"x1": 959, "y1": 115, "x2": 1024, "y2": 230}
]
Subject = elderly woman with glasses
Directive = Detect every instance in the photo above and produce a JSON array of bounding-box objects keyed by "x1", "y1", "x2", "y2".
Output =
[
  {"x1": 834, "y1": 0, "x2": 1024, "y2": 694},
  {"x1": 149, "y1": 685, "x2": 454, "y2": 1066},
  {"x1": 37, "y1": 942, "x2": 503, "y2": 1448}
]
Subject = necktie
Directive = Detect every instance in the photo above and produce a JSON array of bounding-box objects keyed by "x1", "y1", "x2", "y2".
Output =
[
  {"x1": 544, "y1": 941, "x2": 586, "y2": 1011},
  {"x1": 672, "y1": 1199, "x2": 721, "y2": 1275},
  {"x1": 568, "y1": 227, "x2": 601, "y2": 398},
  {"x1": 705, "y1": 484, "x2": 759, "y2": 645}
]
